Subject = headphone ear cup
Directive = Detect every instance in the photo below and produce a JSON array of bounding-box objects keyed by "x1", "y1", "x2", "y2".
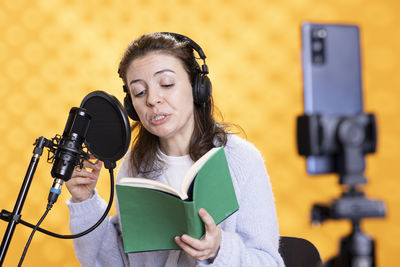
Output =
[
  {"x1": 124, "y1": 94, "x2": 140, "y2": 121},
  {"x1": 193, "y1": 74, "x2": 212, "y2": 105}
]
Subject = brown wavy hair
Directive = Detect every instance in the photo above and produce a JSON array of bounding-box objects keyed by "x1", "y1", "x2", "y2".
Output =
[{"x1": 118, "y1": 32, "x2": 230, "y2": 177}]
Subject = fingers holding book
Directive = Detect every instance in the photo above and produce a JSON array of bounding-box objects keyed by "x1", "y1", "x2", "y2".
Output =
[{"x1": 174, "y1": 208, "x2": 221, "y2": 261}]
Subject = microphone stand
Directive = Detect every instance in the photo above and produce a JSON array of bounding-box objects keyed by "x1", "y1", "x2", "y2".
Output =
[{"x1": 0, "y1": 137, "x2": 51, "y2": 266}]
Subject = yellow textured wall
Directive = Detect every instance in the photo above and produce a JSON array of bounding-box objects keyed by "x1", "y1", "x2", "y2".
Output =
[{"x1": 0, "y1": 0, "x2": 398, "y2": 266}]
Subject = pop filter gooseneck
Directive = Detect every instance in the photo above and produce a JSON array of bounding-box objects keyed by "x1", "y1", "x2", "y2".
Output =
[{"x1": 80, "y1": 90, "x2": 131, "y2": 169}]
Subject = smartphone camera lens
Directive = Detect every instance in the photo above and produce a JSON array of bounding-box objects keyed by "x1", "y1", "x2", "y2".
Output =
[
  {"x1": 311, "y1": 28, "x2": 326, "y2": 65},
  {"x1": 313, "y1": 54, "x2": 324, "y2": 64},
  {"x1": 313, "y1": 29, "x2": 327, "y2": 39},
  {"x1": 312, "y1": 40, "x2": 323, "y2": 52}
]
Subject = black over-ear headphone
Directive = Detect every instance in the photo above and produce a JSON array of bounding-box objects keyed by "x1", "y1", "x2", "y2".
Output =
[{"x1": 122, "y1": 32, "x2": 212, "y2": 121}]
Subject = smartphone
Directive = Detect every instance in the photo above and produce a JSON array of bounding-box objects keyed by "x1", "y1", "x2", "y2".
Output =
[{"x1": 301, "y1": 22, "x2": 364, "y2": 174}]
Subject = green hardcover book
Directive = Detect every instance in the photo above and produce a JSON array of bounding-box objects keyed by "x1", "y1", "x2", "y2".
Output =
[{"x1": 116, "y1": 147, "x2": 239, "y2": 253}]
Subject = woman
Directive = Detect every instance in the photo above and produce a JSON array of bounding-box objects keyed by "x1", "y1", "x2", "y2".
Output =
[{"x1": 66, "y1": 32, "x2": 284, "y2": 266}]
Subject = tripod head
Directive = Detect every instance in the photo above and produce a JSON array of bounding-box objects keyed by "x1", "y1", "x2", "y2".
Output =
[
  {"x1": 297, "y1": 113, "x2": 376, "y2": 183},
  {"x1": 297, "y1": 113, "x2": 386, "y2": 267}
]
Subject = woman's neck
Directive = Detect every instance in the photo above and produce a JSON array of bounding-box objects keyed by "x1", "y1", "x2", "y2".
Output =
[{"x1": 159, "y1": 137, "x2": 190, "y2": 156}]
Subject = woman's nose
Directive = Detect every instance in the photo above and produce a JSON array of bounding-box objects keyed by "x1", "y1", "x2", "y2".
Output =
[{"x1": 146, "y1": 88, "x2": 163, "y2": 106}]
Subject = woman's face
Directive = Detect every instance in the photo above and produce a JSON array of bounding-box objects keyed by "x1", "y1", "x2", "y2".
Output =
[{"x1": 126, "y1": 52, "x2": 195, "y2": 143}]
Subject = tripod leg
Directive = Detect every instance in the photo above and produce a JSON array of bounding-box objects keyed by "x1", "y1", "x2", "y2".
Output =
[{"x1": 337, "y1": 222, "x2": 375, "y2": 267}]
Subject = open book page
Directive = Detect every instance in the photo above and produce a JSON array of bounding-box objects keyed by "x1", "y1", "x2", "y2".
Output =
[
  {"x1": 180, "y1": 147, "x2": 222, "y2": 198},
  {"x1": 118, "y1": 178, "x2": 186, "y2": 199},
  {"x1": 118, "y1": 146, "x2": 222, "y2": 200}
]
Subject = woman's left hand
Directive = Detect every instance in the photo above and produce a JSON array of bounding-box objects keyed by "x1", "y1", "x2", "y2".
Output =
[{"x1": 175, "y1": 208, "x2": 221, "y2": 261}]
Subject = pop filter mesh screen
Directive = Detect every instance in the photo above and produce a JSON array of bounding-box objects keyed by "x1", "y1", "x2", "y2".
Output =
[{"x1": 82, "y1": 95, "x2": 128, "y2": 162}]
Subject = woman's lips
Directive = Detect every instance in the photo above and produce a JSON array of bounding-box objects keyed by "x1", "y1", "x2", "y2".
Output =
[{"x1": 150, "y1": 113, "x2": 169, "y2": 125}]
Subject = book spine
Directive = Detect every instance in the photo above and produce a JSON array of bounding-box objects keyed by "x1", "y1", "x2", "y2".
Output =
[{"x1": 184, "y1": 201, "x2": 204, "y2": 239}]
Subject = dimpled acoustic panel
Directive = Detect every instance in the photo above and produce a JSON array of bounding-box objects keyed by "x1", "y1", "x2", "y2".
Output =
[{"x1": 0, "y1": 0, "x2": 399, "y2": 266}]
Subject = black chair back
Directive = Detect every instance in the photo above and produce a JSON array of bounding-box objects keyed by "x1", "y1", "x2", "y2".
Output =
[{"x1": 279, "y1": 236, "x2": 322, "y2": 267}]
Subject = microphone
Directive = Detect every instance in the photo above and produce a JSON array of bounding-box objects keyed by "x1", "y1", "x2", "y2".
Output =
[
  {"x1": 47, "y1": 90, "x2": 131, "y2": 205},
  {"x1": 48, "y1": 107, "x2": 92, "y2": 205}
]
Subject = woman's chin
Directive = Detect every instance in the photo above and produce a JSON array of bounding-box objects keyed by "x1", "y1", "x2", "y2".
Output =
[{"x1": 148, "y1": 126, "x2": 173, "y2": 139}]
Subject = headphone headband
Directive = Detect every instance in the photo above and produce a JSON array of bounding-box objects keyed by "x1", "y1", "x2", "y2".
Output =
[
  {"x1": 159, "y1": 32, "x2": 206, "y2": 59},
  {"x1": 159, "y1": 32, "x2": 209, "y2": 74}
]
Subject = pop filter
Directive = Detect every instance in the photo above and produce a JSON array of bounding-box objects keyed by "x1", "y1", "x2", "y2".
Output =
[{"x1": 80, "y1": 91, "x2": 131, "y2": 169}]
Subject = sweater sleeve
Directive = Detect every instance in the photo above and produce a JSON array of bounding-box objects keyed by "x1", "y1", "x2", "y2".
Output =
[
  {"x1": 67, "y1": 192, "x2": 126, "y2": 267},
  {"x1": 198, "y1": 136, "x2": 285, "y2": 267},
  {"x1": 67, "y1": 153, "x2": 132, "y2": 267}
]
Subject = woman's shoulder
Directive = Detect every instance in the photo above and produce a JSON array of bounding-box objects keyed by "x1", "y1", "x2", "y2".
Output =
[
  {"x1": 222, "y1": 134, "x2": 270, "y2": 187},
  {"x1": 224, "y1": 134, "x2": 264, "y2": 163},
  {"x1": 225, "y1": 134, "x2": 261, "y2": 154}
]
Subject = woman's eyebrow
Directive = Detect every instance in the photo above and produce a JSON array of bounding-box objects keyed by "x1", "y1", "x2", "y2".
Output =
[
  {"x1": 129, "y1": 69, "x2": 175, "y2": 85},
  {"x1": 129, "y1": 79, "x2": 142, "y2": 85},
  {"x1": 154, "y1": 69, "x2": 175, "y2": 76}
]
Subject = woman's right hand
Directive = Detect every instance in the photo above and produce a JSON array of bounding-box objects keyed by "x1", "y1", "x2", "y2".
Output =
[{"x1": 65, "y1": 159, "x2": 103, "y2": 202}]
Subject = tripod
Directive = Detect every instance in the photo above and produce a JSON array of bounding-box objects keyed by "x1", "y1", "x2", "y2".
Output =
[{"x1": 297, "y1": 113, "x2": 386, "y2": 267}]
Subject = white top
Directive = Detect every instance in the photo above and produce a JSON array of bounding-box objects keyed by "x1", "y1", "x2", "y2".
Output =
[{"x1": 158, "y1": 150, "x2": 194, "y2": 193}]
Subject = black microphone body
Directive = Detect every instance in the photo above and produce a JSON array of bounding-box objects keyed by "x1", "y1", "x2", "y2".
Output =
[
  {"x1": 48, "y1": 107, "x2": 91, "y2": 204},
  {"x1": 51, "y1": 107, "x2": 91, "y2": 181}
]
